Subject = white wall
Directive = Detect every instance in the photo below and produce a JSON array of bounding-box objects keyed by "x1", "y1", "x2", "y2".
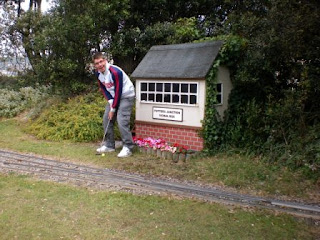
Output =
[
  {"x1": 215, "y1": 66, "x2": 232, "y2": 118},
  {"x1": 135, "y1": 79, "x2": 206, "y2": 128},
  {"x1": 135, "y1": 66, "x2": 232, "y2": 127}
]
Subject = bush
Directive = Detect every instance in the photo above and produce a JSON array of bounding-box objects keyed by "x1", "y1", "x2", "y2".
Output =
[
  {"x1": 0, "y1": 86, "x2": 50, "y2": 118},
  {"x1": 260, "y1": 91, "x2": 320, "y2": 179},
  {"x1": 198, "y1": 35, "x2": 319, "y2": 180},
  {"x1": 0, "y1": 75, "x2": 19, "y2": 89},
  {"x1": 26, "y1": 92, "x2": 135, "y2": 143},
  {"x1": 222, "y1": 91, "x2": 320, "y2": 180}
]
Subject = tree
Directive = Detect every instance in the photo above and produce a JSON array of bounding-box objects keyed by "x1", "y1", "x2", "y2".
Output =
[
  {"x1": 0, "y1": 0, "x2": 44, "y2": 76},
  {"x1": 108, "y1": 0, "x2": 229, "y2": 72},
  {"x1": 0, "y1": 0, "x2": 41, "y2": 16},
  {"x1": 215, "y1": 0, "x2": 320, "y2": 173},
  {"x1": 7, "y1": 0, "x2": 229, "y2": 93},
  {"x1": 0, "y1": 1, "x2": 28, "y2": 74},
  {"x1": 226, "y1": 0, "x2": 320, "y2": 116}
]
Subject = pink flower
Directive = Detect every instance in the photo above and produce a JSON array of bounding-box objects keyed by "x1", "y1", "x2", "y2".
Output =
[{"x1": 133, "y1": 137, "x2": 188, "y2": 153}]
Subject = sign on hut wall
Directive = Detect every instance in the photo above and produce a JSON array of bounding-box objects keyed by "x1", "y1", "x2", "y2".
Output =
[{"x1": 153, "y1": 107, "x2": 183, "y2": 122}]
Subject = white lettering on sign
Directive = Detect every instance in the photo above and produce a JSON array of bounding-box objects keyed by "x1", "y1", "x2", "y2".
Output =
[{"x1": 153, "y1": 107, "x2": 183, "y2": 122}]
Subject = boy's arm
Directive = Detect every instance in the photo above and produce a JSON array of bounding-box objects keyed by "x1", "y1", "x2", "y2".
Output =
[{"x1": 109, "y1": 66, "x2": 123, "y2": 111}]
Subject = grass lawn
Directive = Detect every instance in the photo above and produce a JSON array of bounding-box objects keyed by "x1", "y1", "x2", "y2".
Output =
[
  {"x1": 0, "y1": 119, "x2": 319, "y2": 239},
  {"x1": 0, "y1": 119, "x2": 318, "y2": 201},
  {"x1": 0, "y1": 174, "x2": 318, "y2": 240}
]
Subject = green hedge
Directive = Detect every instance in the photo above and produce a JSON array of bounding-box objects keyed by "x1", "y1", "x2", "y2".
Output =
[{"x1": 26, "y1": 93, "x2": 124, "y2": 142}]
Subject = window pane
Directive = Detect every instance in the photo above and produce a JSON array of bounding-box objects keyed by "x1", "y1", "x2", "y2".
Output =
[
  {"x1": 164, "y1": 94, "x2": 171, "y2": 103},
  {"x1": 148, "y1": 83, "x2": 155, "y2": 91},
  {"x1": 181, "y1": 95, "x2": 188, "y2": 104},
  {"x1": 190, "y1": 84, "x2": 197, "y2": 93},
  {"x1": 172, "y1": 94, "x2": 179, "y2": 103},
  {"x1": 148, "y1": 93, "x2": 155, "y2": 101},
  {"x1": 140, "y1": 81, "x2": 199, "y2": 105},
  {"x1": 181, "y1": 84, "x2": 188, "y2": 93},
  {"x1": 156, "y1": 83, "x2": 163, "y2": 92},
  {"x1": 141, "y1": 83, "x2": 147, "y2": 91},
  {"x1": 217, "y1": 94, "x2": 222, "y2": 104},
  {"x1": 156, "y1": 94, "x2": 162, "y2": 102},
  {"x1": 141, "y1": 93, "x2": 147, "y2": 101},
  {"x1": 173, "y1": 83, "x2": 179, "y2": 92},
  {"x1": 165, "y1": 83, "x2": 171, "y2": 92},
  {"x1": 216, "y1": 83, "x2": 222, "y2": 93},
  {"x1": 190, "y1": 95, "x2": 196, "y2": 104}
]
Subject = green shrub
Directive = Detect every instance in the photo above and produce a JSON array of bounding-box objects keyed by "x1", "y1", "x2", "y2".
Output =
[
  {"x1": 0, "y1": 86, "x2": 50, "y2": 118},
  {"x1": 260, "y1": 91, "x2": 320, "y2": 179},
  {"x1": 199, "y1": 35, "x2": 319, "y2": 179},
  {"x1": 200, "y1": 35, "x2": 248, "y2": 152},
  {"x1": 0, "y1": 75, "x2": 19, "y2": 89},
  {"x1": 222, "y1": 91, "x2": 320, "y2": 179},
  {"x1": 26, "y1": 92, "x2": 136, "y2": 143}
]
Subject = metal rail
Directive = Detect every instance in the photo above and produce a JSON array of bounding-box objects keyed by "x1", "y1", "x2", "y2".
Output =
[{"x1": 0, "y1": 149, "x2": 319, "y2": 219}]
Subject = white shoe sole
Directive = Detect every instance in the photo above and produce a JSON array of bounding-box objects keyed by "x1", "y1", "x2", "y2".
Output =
[{"x1": 117, "y1": 152, "x2": 132, "y2": 158}]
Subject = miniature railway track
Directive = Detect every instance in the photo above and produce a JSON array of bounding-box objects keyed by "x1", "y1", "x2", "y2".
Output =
[{"x1": 0, "y1": 149, "x2": 319, "y2": 219}]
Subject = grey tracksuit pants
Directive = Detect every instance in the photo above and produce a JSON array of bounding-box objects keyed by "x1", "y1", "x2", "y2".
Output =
[{"x1": 102, "y1": 97, "x2": 135, "y2": 150}]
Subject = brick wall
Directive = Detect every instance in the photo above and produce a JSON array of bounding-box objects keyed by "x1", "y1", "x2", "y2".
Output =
[{"x1": 135, "y1": 122, "x2": 204, "y2": 151}]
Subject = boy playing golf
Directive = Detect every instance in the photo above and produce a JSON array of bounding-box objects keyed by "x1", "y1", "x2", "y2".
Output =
[{"x1": 93, "y1": 52, "x2": 135, "y2": 157}]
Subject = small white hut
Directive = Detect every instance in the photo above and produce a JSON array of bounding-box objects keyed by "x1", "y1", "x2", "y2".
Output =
[{"x1": 131, "y1": 41, "x2": 232, "y2": 151}]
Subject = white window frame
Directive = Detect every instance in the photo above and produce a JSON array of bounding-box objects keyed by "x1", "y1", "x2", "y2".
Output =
[{"x1": 139, "y1": 81, "x2": 199, "y2": 106}]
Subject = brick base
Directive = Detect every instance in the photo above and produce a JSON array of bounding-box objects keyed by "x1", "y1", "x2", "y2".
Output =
[{"x1": 135, "y1": 122, "x2": 204, "y2": 151}]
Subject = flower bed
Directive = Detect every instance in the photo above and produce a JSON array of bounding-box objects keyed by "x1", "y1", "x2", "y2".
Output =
[{"x1": 133, "y1": 136, "x2": 197, "y2": 162}]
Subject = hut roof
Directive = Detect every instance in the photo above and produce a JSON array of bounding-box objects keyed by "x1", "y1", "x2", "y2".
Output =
[{"x1": 131, "y1": 41, "x2": 223, "y2": 79}]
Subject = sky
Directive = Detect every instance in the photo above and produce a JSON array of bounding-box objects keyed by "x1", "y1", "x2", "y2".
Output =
[
  {"x1": 21, "y1": 0, "x2": 53, "y2": 12},
  {"x1": 0, "y1": 0, "x2": 54, "y2": 74}
]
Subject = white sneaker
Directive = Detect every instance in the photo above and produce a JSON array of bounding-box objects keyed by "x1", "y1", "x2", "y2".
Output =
[
  {"x1": 96, "y1": 146, "x2": 115, "y2": 154},
  {"x1": 117, "y1": 146, "x2": 132, "y2": 158}
]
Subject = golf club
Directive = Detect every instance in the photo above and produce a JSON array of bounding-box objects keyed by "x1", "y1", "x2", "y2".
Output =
[
  {"x1": 96, "y1": 118, "x2": 111, "y2": 155},
  {"x1": 101, "y1": 118, "x2": 111, "y2": 146}
]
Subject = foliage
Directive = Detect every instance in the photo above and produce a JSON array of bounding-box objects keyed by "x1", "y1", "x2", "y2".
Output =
[
  {"x1": 0, "y1": 85, "x2": 50, "y2": 118},
  {"x1": 109, "y1": 22, "x2": 176, "y2": 73},
  {"x1": 2, "y1": 0, "x2": 319, "y2": 178},
  {"x1": 0, "y1": 75, "x2": 19, "y2": 89},
  {"x1": 170, "y1": 17, "x2": 202, "y2": 43},
  {"x1": 6, "y1": 0, "x2": 130, "y2": 94},
  {"x1": 201, "y1": 64, "x2": 221, "y2": 150},
  {"x1": 199, "y1": 1, "x2": 320, "y2": 177},
  {"x1": 110, "y1": 17, "x2": 206, "y2": 73},
  {"x1": 200, "y1": 35, "x2": 248, "y2": 152},
  {"x1": 4, "y1": 0, "x2": 231, "y2": 93},
  {"x1": 0, "y1": 2, "x2": 27, "y2": 75},
  {"x1": 261, "y1": 92, "x2": 320, "y2": 177},
  {"x1": 109, "y1": 0, "x2": 228, "y2": 69},
  {"x1": 13, "y1": 3, "x2": 97, "y2": 94},
  {"x1": 26, "y1": 92, "x2": 136, "y2": 142},
  {"x1": 26, "y1": 92, "x2": 106, "y2": 142},
  {"x1": 204, "y1": 0, "x2": 320, "y2": 178}
]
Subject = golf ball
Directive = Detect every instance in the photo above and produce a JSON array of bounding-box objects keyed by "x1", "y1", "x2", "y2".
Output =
[{"x1": 101, "y1": 153, "x2": 105, "y2": 157}]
